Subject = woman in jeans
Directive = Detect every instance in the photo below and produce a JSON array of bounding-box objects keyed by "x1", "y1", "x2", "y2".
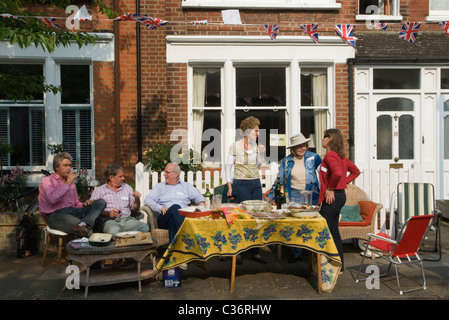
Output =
[
  {"x1": 319, "y1": 128, "x2": 360, "y2": 272},
  {"x1": 226, "y1": 116, "x2": 266, "y2": 264}
]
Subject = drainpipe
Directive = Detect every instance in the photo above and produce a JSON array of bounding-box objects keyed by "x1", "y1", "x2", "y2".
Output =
[
  {"x1": 348, "y1": 59, "x2": 354, "y2": 162},
  {"x1": 136, "y1": 0, "x2": 142, "y2": 162}
]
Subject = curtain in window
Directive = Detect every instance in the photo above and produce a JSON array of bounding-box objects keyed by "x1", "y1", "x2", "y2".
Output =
[
  {"x1": 312, "y1": 73, "x2": 327, "y2": 157},
  {"x1": 193, "y1": 70, "x2": 206, "y2": 154}
]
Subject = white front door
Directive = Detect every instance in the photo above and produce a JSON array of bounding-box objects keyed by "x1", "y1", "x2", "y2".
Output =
[{"x1": 370, "y1": 94, "x2": 421, "y2": 171}]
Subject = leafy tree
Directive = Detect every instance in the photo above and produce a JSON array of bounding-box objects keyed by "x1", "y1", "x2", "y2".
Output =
[{"x1": 0, "y1": 0, "x2": 117, "y2": 102}]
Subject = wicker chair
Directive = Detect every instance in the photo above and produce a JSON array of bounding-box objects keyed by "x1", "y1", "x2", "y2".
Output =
[
  {"x1": 139, "y1": 205, "x2": 170, "y2": 247},
  {"x1": 338, "y1": 184, "x2": 383, "y2": 250}
]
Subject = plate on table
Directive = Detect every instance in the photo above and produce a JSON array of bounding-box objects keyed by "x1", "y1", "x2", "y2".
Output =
[
  {"x1": 250, "y1": 211, "x2": 285, "y2": 220},
  {"x1": 115, "y1": 231, "x2": 140, "y2": 238},
  {"x1": 288, "y1": 205, "x2": 319, "y2": 213},
  {"x1": 178, "y1": 206, "x2": 212, "y2": 218},
  {"x1": 89, "y1": 233, "x2": 112, "y2": 246},
  {"x1": 292, "y1": 211, "x2": 320, "y2": 219}
]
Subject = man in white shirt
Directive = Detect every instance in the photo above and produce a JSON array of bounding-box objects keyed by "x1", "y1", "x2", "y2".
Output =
[{"x1": 144, "y1": 162, "x2": 205, "y2": 242}]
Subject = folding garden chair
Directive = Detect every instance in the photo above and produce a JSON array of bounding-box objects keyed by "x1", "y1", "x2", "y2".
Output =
[
  {"x1": 356, "y1": 214, "x2": 434, "y2": 295},
  {"x1": 394, "y1": 182, "x2": 441, "y2": 261}
]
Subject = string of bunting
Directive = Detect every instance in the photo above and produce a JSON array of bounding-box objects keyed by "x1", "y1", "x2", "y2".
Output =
[{"x1": 2, "y1": 6, "x2": 449, "y2": 48}]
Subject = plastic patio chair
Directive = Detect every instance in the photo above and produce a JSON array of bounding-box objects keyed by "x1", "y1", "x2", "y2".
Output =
[
  {"x1": 356, "y1": 214, "x2": 434, "y2": 295},
  {"x1": 394, "y1": 182, "x2": 442, "y2": 261}
]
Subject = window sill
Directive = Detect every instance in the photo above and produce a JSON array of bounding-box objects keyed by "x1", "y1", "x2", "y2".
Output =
[
  {"x1": 182, "y1": 1, "x2": 341, "y2": 10},
  {"x1": 355, "y1": 15, "x2": 403, "y2": 22},
  {"x1": 426, "y1": 16, "x2": 449, "y2": 23}
]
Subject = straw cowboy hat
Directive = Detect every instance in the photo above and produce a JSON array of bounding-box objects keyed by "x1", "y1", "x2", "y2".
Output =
[{"x1": 287, "y1": 133, "x2": 311, "y2": 148}]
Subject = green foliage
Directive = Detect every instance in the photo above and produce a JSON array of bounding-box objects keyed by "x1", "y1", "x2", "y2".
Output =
[
  {"x1": 0, "y1": 166, "x2": 29, "y2": 207},
  {"x1": 47, "y1": 143, "x2": 66, "y2": 155},
  {"x1": 144, "y1": 142, "x2": 203, "y2": 175},
  {"x1": 0, "y1": 0, "x2": 118, "y2": 102},
  {"x1": 75, "y1": 165, "x2": 92, "y2": 201}
]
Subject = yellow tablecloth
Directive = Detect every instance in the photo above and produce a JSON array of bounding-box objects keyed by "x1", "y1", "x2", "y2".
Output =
[{"x1": 156, "y1": 216, "x2": 341, "y2": 292}]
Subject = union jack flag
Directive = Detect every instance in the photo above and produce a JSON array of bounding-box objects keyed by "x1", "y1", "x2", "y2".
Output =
[
  {"x1": 300, "y1": 23, "x2": 319, "y2": 44},
  {"x1": 113, "y1": 12, "x2": 149, "y2": 22},
  {"x1": 440, "y1": 21, "x2": 449, "y2": 37},
  {"x1": 37, "y1": 17, "x2": 60, "y2": 28},
  {"x1": 263, "y1": 24, "x2": 279, "y2": 40},
  {"x1": 144, "y1": 16, "x2": 168, "y2": 30},
  {"x1": 190, "y1": 20, "x2": 208, "y2": 25},
  {"x1": 371, "y1": 22, "x2": 388, "y2": 31},
  {"x1": 335, "y1": 24, "x2": 355, "y2": 48},
  {"x1": 0, "y1": 13, "x2": 17, "y2": 19},
  {"x1": 399, "y1": 22, "x2": 421, "y2": 43}
]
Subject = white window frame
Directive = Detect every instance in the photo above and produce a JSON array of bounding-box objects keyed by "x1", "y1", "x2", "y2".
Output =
[
  {"x1": 427, "y1": 0, "x2": 449, "y2": 22},
  {"x1": 182, "y1": 0, "x2": 341, "y2": 10},
  {"x1": 356, "y1": 0, "x2": 402, "y2": 22}
]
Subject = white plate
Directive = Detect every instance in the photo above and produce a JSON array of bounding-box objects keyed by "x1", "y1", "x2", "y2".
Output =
[
  {"x1": 292, "y1": 211, "x2": 319, "y2": 218},
  {"x1": 115, "y1": 231, "x2": 140, "y2": 238},
  {"x1": 89, "y1": 233, "x2": 112, "y2": 243}
]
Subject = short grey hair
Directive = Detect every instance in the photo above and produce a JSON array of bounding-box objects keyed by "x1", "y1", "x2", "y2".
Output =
[
  {"x1": 168, "y1": 162, "x2": 181, "y2": 177},
  {"x1": 53, "y1": 152, "x2": 73, "y2": 171}
]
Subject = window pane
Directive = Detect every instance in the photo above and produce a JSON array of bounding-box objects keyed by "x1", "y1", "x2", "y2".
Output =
[
  {"x1": 377, "y1": 115, "x2": 392, "y2": 159},
  {"x1": 0, "y1": 109, "x2": 8, "y2": 166},
  {"x1": 236, "y1": 68, "x2": 285, "y2": 106},
  {"x1": 442, "y1": 69, "x2": 449, "y2": 89},
  {"x1": 200, "y1": 110, "x2": 222, "y2": 162},
  {"x1": 236, "y1": 110, "x2": 286, "y2": 162},
  {"x1": 61, "y1": 65, "x2": 90, "y2": 104},
  {"x1": 359, "y1": 0, "x2": 380, "y2": 14},
  {"x1": 373, "y1": 69, "x2": 420, "y2": 89},
  {"x1": 444, "y1": 99, "x2": 449, "y2": 112},
  {"x1": 193, "y1": 69, "x2": 221, "y2": 107},
  {"x1": 399, "y1": 115, "x2": 414, "y2": 159},
  {"x1": 377, "y1": 98, "x2": 414, "y2": 111},
  {"x1": 62, "y1": 109, "x2": 92, "y2": 169},
  {"x1": 301, "y1": 69, "x2": 328, "y2": 106},
  {"x1": 445, "y1": 115, "x2": 449, "y2": 159},
  {"x1": 430, "y1": 0, "x2": 449, "y2": 10},
  {"x1": 0, "y1": 64, "x2": 44, "y2": 102},
  {"x1": 9, "y1": 107, "x2": 45, "y2": 166}
]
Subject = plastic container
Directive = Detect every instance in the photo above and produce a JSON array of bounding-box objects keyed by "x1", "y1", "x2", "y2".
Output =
[{"x1": 163, "y1": 267, "x2": 182, "y2": 287}]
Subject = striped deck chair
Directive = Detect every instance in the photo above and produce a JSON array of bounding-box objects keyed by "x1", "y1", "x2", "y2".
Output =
[{"x1": 395, "y1": 182, "x2": 442, "y2": 261}]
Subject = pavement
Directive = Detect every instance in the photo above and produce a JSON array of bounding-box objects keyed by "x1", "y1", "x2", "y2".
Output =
[{"x1": 1, "y1": 220, "x2": 448, "y2": 312}]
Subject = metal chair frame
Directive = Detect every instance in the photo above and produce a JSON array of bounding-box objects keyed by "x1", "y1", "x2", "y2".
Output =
[
  {"x1": 356, "y1": 215, "x2": 433, "y2": 295},
  {"x1": 394, "y1": 182, "x2": 442, "y2": 261}
]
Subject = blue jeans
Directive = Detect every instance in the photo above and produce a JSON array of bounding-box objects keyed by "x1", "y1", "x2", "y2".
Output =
[
  {"x1": 319, "y1": 189, "x2": 346, "y2": 270},
  {"x1": 157, "y1": 204, "x2": 185, "y2": 243},
  {"x1": 45, "y1": 199, "x2": 106, "y2": 236}
]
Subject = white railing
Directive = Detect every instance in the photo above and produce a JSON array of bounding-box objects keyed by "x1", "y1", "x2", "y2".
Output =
[
  {"x1": 135, "y1": 162, "x2": 278, "y2": 201},
  {"x1": 135, "y1": 162, "x2": 446, "y2": 237}
]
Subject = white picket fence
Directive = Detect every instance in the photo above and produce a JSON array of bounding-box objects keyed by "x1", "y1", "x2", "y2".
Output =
[{"x1": 135, "y1": 162, "x2": 445, "y2": 237}]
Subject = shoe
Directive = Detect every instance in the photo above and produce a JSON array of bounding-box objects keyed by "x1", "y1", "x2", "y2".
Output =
[
  {"x1": 72, "y1": 225, "x2": 89, "y2": 237},
  {"x1": 252, "y1": 255, "x2": 267, "y2": 264},
  {"x1": 288, "y1": 255, "x2": 301, "y2": 263}
]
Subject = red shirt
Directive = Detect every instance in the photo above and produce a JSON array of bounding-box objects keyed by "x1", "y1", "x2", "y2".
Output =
[{"x1": 318, "y1": 150, "x2": 360, "y2": 205}]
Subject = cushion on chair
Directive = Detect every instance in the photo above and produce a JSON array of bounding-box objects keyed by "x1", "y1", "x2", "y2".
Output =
[
  {"x1": 340, "y1": 204, "x2": 363, "y2": 222},
  {"x1": 339, "y1": 201, "x2": 376, "y2": 227}
]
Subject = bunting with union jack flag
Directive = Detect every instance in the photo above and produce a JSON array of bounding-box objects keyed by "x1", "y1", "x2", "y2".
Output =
[
  {"x1": 144, "y1": 16, "x2": 168, "y2": 30},
  {"x1": 37, "y1": 17, "x2": 60, "y2": 28},
  {"x1": 0, "y1": 13, "x2": 17, "y2": 19},
  {"x1": 190, "y1": 20, "x2": 208, "y2": 25},
  {"x1": 263, "y1": 24, "x2": 279, "y2": 40},
  {"x1": 335, "y1": 24, "x2": 355, "y2": 48},
  {"x1": 399, "y1": 22, "x2": 421, "y2": 43},
  {"x1": 440, "y1": 21, "x2": 449, "y2": 37},
  {"x1": 371, "y1": 22, "x2": 388, "y2": 31},
  {"x1": 300, "y1": 23, "x2": 319, "y2": 44},
  {"x1": 113, "y1": 12, "x2": 149, "y2": 22}
]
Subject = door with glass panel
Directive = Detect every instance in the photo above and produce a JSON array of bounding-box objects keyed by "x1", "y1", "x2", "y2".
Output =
[{"x1": 372, "y1": 95, "x2": 420, "y2": 170}]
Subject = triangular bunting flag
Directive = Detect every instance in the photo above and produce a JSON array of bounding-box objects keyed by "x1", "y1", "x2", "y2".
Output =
[
  {"x1": 399, "y1": 22, "x2": 421, "y2": 43},
  {"x1": 372, "y1": 22, "x2": 388, "y2": 31},
  {"x1": 190, "y1": 20, "x2": 208, "y2": 25},
  {"x1": 0, "y1": 13, "x2": 17, "y2": 19},
  {"x1": 300, "y1": 23, "x2": 319, "y2": 43},
  {"x1": 74, "y1": 5, "x2": 92, "y2": 21},
  {"x1": 113, "y1": 12, "x2": 149, "y2": 22},
  {"x1": 440, "y1": 21, "x2": 449, "y2": 37},
  {"x1": 263, "y1": 24, "x2": 279, "y2": 40},
  {"x1": 144, "y1": 16, "x2": 168, "y2": 30},
  {"x1": 335, "y1": 24, "x2": 355, "y2": 48},
  {"x1": 37, "y1": 17, "x2": 60, "y2": 28}
]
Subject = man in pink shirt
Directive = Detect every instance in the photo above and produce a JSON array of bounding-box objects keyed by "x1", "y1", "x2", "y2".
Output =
[{"x1": 38, "y1": 152, "x2": 106, "y2": 237}]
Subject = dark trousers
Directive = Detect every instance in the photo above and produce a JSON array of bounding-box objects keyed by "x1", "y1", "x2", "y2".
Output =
[
  {"x1": 319, "y1": 190, "x2": 346, "y2": 270},
  {"x1": 157, "y1": 204, "x2": 185, "y2": 243}
]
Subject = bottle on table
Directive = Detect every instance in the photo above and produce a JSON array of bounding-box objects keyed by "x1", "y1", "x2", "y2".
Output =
[{"x1": 204, "y1": 184, "x2": 212, "y2": 209}]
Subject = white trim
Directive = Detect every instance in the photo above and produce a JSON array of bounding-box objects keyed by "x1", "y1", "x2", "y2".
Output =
[
  {"x1": 355, "y1": 14, "x2": 403, "y2": 22},
  {"x1": 181, "y1": 0, "x2": 341, "y2": 10}
]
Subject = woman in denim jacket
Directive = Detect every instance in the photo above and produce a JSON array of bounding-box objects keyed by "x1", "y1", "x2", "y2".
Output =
[{"x1": 267, "y1": 133, "x2": 322, "y2": 262}]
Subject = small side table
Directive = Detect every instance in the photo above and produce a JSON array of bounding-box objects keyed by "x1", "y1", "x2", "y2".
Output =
[{"x1": 66, "y1": 240, "x2": 158, "y2": 298}]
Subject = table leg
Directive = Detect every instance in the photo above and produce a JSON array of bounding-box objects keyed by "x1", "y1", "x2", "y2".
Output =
[
  {"x1": 230, "y1": 256, "x2": 236, "y2": 293},
  {"x1": 137, "y1": 261, "x2": 142, "y2": 292},
  {"x1": 317, "y1": 252, "x2": 322, "y2": 294},
  {"x1": 84, "y1": 267, "x2": 90, "y2": 298}
]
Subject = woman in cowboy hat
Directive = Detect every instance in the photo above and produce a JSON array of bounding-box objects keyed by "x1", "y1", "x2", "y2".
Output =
[{"x1": 266, "y1": 132, "x2": 322, "y2": 262}]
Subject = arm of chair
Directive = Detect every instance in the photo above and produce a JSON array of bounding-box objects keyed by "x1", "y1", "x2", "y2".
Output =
[
  {"x1": 140, "y1": 205, "x2": 157, "y2": 234},
  {"x1": 367, "y1": 232, "x2": 396, "y2": 244}
]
